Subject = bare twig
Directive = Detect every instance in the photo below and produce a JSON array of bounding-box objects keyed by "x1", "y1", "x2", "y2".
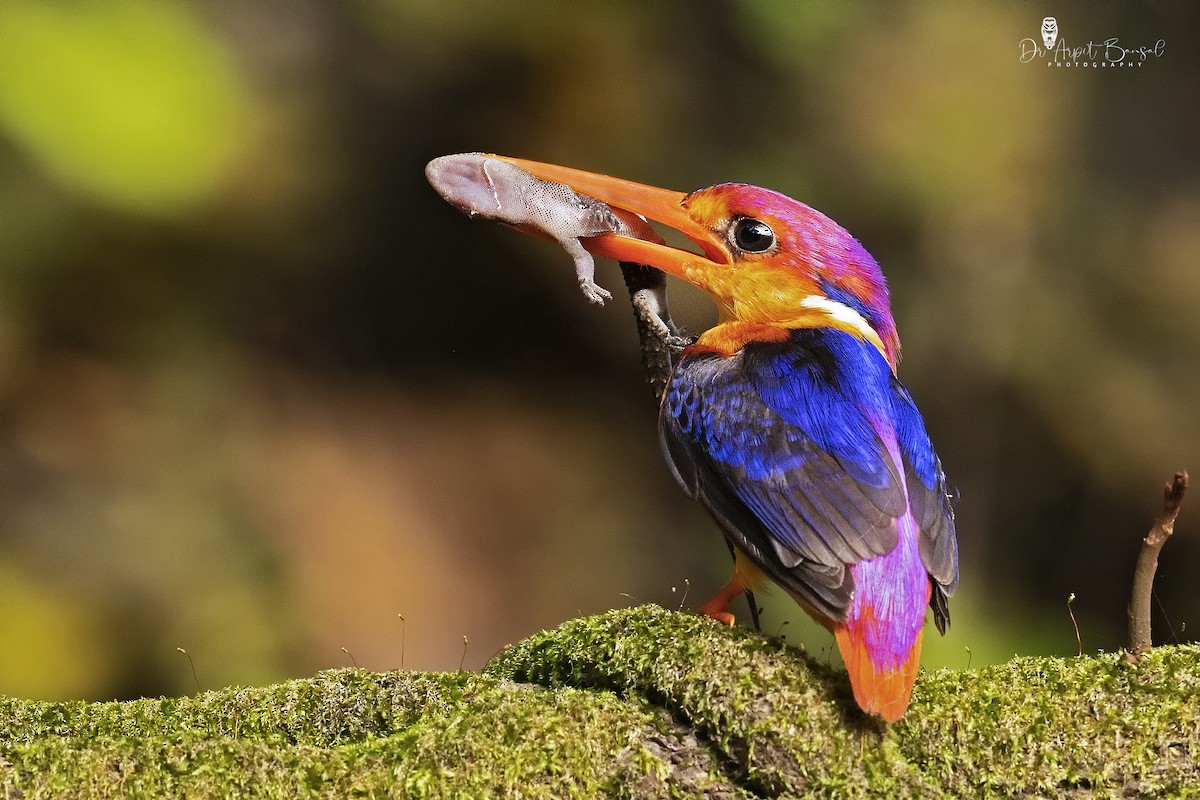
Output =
[{"x1": 1126, "y1": 470, "x2": 1188, "y2": 661}]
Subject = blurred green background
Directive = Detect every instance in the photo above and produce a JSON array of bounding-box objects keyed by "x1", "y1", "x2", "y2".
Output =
[{"x1": 0, "y1": 0, "x2": 1196, "y2": 700}]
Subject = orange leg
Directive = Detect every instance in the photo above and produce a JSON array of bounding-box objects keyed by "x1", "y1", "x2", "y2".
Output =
[{"x1": 697, "y1": 570, "x2": 752, "y2": 626}]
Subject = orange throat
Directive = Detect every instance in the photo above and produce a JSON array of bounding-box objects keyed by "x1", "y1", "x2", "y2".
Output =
[{"x1": 687, "y1": 322, "x2": 790, "y2": 358}]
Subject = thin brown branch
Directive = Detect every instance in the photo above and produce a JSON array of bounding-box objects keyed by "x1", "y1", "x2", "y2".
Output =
[{"x1": 1126, "y1": 470, "x2": 1188, "y2": 661}]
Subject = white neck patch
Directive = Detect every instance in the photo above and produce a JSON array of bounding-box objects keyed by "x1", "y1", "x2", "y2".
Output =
[{"x1": 798, "y1": 294, "x2": 885, "y2": 354}]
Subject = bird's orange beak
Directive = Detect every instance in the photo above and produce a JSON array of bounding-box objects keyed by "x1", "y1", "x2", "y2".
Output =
[{"x1": 490, "y1": 155, "x2": 731, "y2": 275}]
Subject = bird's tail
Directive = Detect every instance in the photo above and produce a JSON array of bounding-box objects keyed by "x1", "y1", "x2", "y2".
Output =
[
  {"x1": 831, "y1": 498, "x2": 934, "y2": 723},
  {"x1": 834, "y1": 618, "x2": 924, "y2": 723}
]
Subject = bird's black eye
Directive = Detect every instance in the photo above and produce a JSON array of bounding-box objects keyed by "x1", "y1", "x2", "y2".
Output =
[{"x1": 731, "y1": 218, "x2": 775, "y2": 253}]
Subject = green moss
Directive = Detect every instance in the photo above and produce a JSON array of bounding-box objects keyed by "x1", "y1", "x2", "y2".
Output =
[
  {"x1": 0, "y1": 663, "x2": 731, "y2": 798},
  {"x1": 1, "y1": 605, "x2": 1197, "y2": 798},
  {"x1": 903, "y1": 645, "x2": 1200, "y2": 796},
  {"x1": 490, "y1": 606, "x2": 1200, "y2": 798}
]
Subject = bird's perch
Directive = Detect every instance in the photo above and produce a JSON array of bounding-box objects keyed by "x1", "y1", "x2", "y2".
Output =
[
  {"x1": 2, "y1": 605, "x2": 1197, "y2": 798},
  {"x1": 1127, "y1": 470, "x2": 1189, "y2": 660}
]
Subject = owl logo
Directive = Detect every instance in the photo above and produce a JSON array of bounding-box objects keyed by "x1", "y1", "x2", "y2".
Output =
[{"x1": 1042, "y1": 17, "x2": 1059, "y2": 49}]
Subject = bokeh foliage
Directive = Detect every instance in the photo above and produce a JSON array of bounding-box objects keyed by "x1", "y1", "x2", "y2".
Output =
[
  {"x1": 0, "y1": 0, "x2": 1195, "y2": 700},
  {"x1": 0, "y1": 1, "x2": 247, "y2": 214}
]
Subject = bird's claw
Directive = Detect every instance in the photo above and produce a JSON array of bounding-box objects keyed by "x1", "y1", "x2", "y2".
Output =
[
  {"x1": 700, "y1": 609, "x2": 736, "y2": 627},
  {"x1": 697, "y1": 599, "x2": 736, "y2": 627}
]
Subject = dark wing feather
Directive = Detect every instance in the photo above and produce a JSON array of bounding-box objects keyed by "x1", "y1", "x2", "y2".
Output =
[
  {"x1": 662, "y1": 409, "x2": 858, "y2": 619},
  {"x1": 660, "y1": 329, "x2": 917, "y2": 622},
  {"x1": 890, "y1": 379, "x2": 959, "y2": 631}
]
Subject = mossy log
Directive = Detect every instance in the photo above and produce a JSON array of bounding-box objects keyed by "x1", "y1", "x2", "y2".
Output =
[{"x1": 1, "y1": 605, "x2": 1196, "y2": 798}]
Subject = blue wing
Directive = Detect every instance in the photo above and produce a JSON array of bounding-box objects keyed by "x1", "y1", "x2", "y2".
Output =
[{"x1": 660, "y1": 327, "x2": 957, "y2": 625}]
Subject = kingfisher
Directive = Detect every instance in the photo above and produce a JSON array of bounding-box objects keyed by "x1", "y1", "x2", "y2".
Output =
[{"x1": 465, "y1": 156, "x2": 959, "y2": 722}]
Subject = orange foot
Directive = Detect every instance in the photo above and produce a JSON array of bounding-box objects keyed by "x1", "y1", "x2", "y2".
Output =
[{"x1": 697, "y1": 572, "x2": 750, "y2": 627}]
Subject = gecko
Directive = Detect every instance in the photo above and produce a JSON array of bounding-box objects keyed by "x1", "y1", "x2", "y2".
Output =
[{"x1": 426, "y1": 152, "x2": 621, "y2": 305}]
